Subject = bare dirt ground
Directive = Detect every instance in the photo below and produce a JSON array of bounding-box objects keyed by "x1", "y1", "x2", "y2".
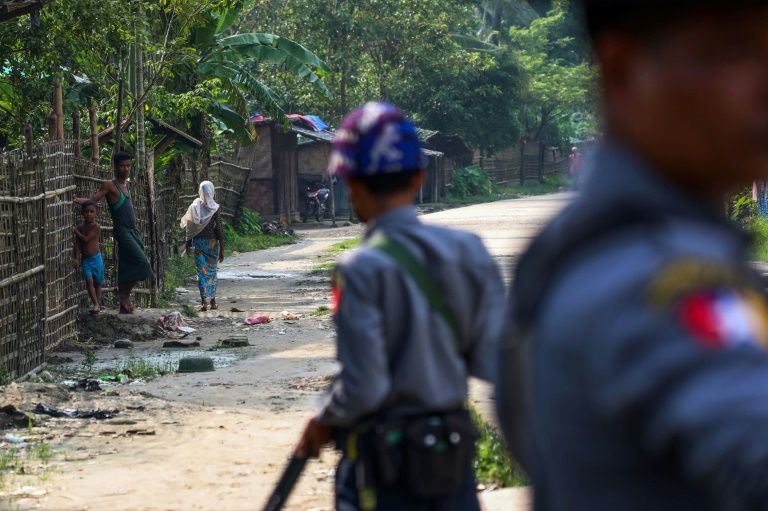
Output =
[{"x1": 2, "y1": 195, "x2": 569, "y2": 511}]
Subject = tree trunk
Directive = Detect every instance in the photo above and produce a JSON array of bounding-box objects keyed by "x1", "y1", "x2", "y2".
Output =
[
  {"x1": 47, "y1": 111, "x2": 56, "y2": 141},
  {"x1": 72, "y1": 111, "x2": 81, "y2": 158},
  {"x1": 134, "y1": 36, "x2": 158, "y2": 306},
  {"x1": 537, "y1": 141, "x2": 545, "y2": 184},
  {"x1": 197, "y1": 113, "x2": 212, "y2": 180},
  {"x1": 89, "y1": 104, "x2": 99, "y2": 163},
  {"x1": 23, "y1": 124, "x2": 32, "y2": 157},
  {"x1": 114, "y1": 79, "x2": 124, "y2": 155},
  {"x1": 54, "y1": 78, "x2": 64, "y2": 140},
  {"x1": 491, "y1": 2, "x2": 503, "y2": 46}
]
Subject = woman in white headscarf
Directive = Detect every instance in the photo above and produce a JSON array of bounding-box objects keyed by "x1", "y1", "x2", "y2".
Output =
[{"x1": 181, "y1": 181, "x2": 225, "y2": 311}]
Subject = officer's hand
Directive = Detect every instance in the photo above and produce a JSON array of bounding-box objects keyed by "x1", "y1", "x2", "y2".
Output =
[{"x1": 295, "y1": 417, "x2": 331, "y2": 459}]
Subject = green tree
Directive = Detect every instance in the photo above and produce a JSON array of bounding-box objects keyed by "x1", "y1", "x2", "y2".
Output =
[
  {"x1": 507, "y1": 3, "x2": 595, "y2": 145},
  {"x1": 176, "y1": 3, "x2": 331, "y2": 142},
  {"x1": 0, "y1": 0, "x2": 330, "y2": 152},
  {"x1": 395, "y1": 52, "x2": 526, "y2": 154},
  {"x1": 244, "y1": 0, "x2": 526, "y2": 150}
]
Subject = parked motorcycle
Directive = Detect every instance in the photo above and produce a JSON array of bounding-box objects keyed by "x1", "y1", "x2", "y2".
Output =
[{"x1": 301, "y1": 182, "x2": 330, "y2": 222}]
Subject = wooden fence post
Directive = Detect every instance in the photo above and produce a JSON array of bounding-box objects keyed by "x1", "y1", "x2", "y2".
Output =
[
  {"x1": 54, "y1": 79, "x2": 64, "y2": 140},
  {"x1": 89, "y1": 105, "x2": 99, "y2": 163},
  {"x1": 72, "y1": 111, "x2": 81, "y2": 158},
  {"x1": 538, "y1": 142, "x2": 545, "y2": 184},
  {"x1": 145, "y1": 149, "x2": 158, "y2": 307},
  {"x1": 23, "y1": 125, "x2": 33, "y2": 157},
  {"x1": 47, "y1": 112, "x2": 56, "y2": 141},
  {"x1": 39, "y1": 163, "x2": 47, "y2": 368}
]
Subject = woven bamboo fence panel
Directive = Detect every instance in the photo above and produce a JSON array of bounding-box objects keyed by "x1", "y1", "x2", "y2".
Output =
[
  {"x1": 0, "y1": 147, "x2": 47, "y2": 378},
  {"x1": 0, "y1": 140, "x2": 156, "y2": 378},
  {"x1": 41, "y1": 141, "x2": 78, "y2": 348},
  {"x1": 155, "y1": 156, "x2": 199, "y2": 266},
  {"x1": 208, "y1": 157, "x2": 250, "y2": 222}
]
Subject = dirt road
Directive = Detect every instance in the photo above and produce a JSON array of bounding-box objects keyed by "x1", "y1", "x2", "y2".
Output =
[{"x1": 11, "y1": 194, "x2": 568, "y2": 511}]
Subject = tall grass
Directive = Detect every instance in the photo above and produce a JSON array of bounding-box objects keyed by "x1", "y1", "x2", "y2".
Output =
[
  {"x1": 470, "y1": 404, "x2": 527, "y2": 488},
  {"x1": 116, "y1": 353, "x2": 175, "y2": 380},
  {"x1": 223, "y1": 222, "x2": 296, "y2": 254},
  {"x1": 751, "y1": 217, "x2": 768, "y2": 261},
  {"x1": 313, "y1": 238, "x2": 361, "y2": 273},
  {"x1": 445, "y1": 170, "x2": 567, "y2": 205},
  {"x1": 160, "y1": 255, "x2": 196, "y2": 304}
]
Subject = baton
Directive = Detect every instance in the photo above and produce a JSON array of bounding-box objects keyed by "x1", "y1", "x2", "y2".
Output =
[{"x1": 261, "y1": 455, "x2": 309, "y2": 511}]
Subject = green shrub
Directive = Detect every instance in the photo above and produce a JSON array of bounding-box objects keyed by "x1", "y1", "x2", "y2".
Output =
[
  {"x1": 449, "y1": 166, "x2": 496, "y2": 199},
  {"x1": 224, "y1": 220, "x2": 296, "y2": 254},
  {"x1": 470, "y1": 405, "x2": 527, "y2": 488},
  {"x1": 312, "y1": 238, "x2": 361, "y2": 273},
  {"x1": 160, "y1": 255, "x2": 196, "y2": 304},
  {"x1": 751, "y1": 216, "x2": 768, "y2": 261},
  {"x1": 116, "y1": 353, "x2": 175, "y2": 380},
  {"x1": 237, "y1": 207, "x2": 262, "y2": 236},
  {"x1": 731, "y1": 192, "x2": 757, "y2": 227}
]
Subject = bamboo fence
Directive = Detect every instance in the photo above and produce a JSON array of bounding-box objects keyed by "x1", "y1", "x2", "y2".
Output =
[
  {"x1": 0, "y1": 139, "x2": 157, "y2": 379},
  {"x1": 0, "y1": 119, "x2": 250, "y2": 379}
]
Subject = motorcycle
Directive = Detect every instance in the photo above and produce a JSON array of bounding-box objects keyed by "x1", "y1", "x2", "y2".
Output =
[{"x1": 301, "y1": 182, "x2": 330, "y2": 222}]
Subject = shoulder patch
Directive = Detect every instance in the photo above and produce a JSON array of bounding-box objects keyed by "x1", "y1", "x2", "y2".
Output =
[
  {"x1": 678, "y1": 289, "x2": 768, "y2": 350},
  {"x1": 648, "y1": 259, "x2": 751, "y2": 307},
  {"x1": 649, "y1": 259, "x2": 768, "y2": 349}
]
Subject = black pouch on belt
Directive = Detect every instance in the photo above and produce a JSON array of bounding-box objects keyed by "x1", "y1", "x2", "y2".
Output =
[
  {"x1": 367, "y1": 419, "x2": 406, "y2": 487},
  {"x1": 403, "y1": 409, "x2": 478, "y2": 498}
]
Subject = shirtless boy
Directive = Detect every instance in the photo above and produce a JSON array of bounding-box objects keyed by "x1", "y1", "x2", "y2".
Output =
[{"x1": 74, "y1": 200, "x2": 104, "y2": 314}]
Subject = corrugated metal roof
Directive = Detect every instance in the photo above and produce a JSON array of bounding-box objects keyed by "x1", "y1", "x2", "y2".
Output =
[
  {"x1": 416, "y1": 128, "x2": 439, "y2": 142},
  {"x1": 292, "y1": 126, "x2": 336, "y2": 143}
]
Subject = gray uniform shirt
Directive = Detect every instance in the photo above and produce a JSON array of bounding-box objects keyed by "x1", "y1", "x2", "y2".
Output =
[
  {"x1": 316, "y1": 207, "x2": 505, "y2": 427},
  {"x1": 502, "y1": 144, "x2": 768, "y2": 511}
]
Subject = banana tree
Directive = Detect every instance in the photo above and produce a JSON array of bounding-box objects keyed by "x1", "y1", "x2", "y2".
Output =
[{"x1": 178, "y1": 3, "x2": 332, "y2": 143}]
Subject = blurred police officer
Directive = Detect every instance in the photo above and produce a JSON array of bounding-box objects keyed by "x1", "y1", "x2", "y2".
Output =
[
  {"x1": 297, "y1": 102, "x2": 505, "y2": 511},
  {"x1": 496, "y1": 1, "x2": 768, "y2": 510}
]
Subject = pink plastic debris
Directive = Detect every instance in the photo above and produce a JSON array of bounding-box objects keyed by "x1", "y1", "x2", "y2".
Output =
[{"x1": 244, "y1": 315, "x2": 272, "y2": 326}]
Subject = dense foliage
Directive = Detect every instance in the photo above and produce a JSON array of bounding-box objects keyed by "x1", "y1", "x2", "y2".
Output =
[
  {"x1": 1, "y1": 0, "x2": 596, "y2": 157},
  {"x1": 0, "y1": 0, "x2": 330, "y2": 154},
  {"x1": 449, "y1": 166, "x2": 497, "y2": 199}
]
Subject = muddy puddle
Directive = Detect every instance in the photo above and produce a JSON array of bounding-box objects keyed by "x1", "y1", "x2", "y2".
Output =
[{"x1": 54, "y1": 347, "x2": 252, "y2": 379}]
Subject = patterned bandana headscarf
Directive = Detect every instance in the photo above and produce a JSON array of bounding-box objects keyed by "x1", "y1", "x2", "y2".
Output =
[{"x1": 328, "y1": 102, "x2": 426, "y2": 178}]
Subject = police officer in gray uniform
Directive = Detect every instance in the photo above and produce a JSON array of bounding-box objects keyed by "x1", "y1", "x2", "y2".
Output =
[
  {"x1": 496, "y1": 1, "x2": 768, "y2": 510},
  {"x1": 296, "y1": 102, "x2": 505, "y2": 510}
]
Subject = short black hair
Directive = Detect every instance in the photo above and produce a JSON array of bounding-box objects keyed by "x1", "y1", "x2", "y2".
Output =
[
  {"x1": 113, "y1": 150, "x2": 132, "y2": 166},
  {"x1": 578, "y1": 0, "x2": 764, "y2": 42},
  {"x1": 81, "y1": 200, "x2": 97, "y2": 214},
  {"x1": 351, "y1": 170, "x2": 421, "y2": 197}
]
